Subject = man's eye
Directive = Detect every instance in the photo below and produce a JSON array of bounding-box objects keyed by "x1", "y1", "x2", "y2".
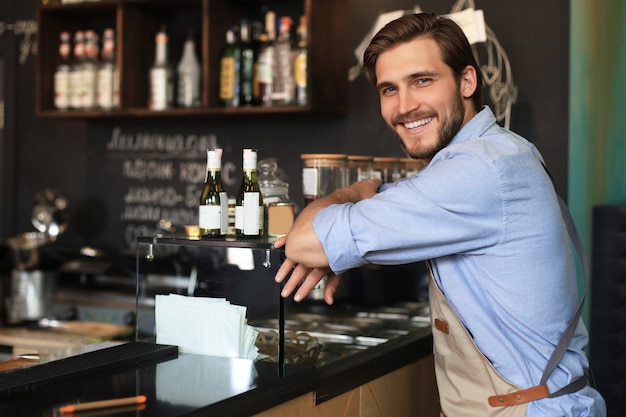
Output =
[
  {"x1": 381, "y1": 86, "x2": 396, "y2": 95},
  {"x1": 416, "y1": 78, "x2": 431, "y2": 85}
]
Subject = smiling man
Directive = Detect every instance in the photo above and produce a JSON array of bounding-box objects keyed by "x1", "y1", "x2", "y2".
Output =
[{"x1": 274, "y1": 13, "x2": 606, "y2": 417}]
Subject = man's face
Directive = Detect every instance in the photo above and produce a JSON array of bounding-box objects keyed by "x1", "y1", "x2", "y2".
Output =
[{"x1": 375, "y1": 37, "x2": 475, "y2": 160}]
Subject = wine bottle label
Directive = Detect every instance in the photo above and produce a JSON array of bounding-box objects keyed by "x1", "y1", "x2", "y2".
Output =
[
  {"x1": 234, "y1": 205, "x2": 243, "y2": 231},
  {"x1": 70, "y1": 70, "x2": 83, "y2": 109},
  {"x1": 256, "y1": 51, "x2": 273, "y2": 84},
  {"x1": 235, "y1": 192, "x2": 262, "y2": 235},
  {"x1": 82, "y1": 66, "x2": 97, "y2": 109},
  {"x1": 113, "y1": 70, "x2": 120, "y2": 107},
  {"x1": 149, "y1": 67, "x2": 173, "y2": 110},
  {"x1": 97, "y1": 66, "x2": 115, "y2": 109},
  {"x1": 54, "y1": 70, "x2": 71, "y2": 110},
  {"x1": 178, "y1": 72, "x2": 196, "y2": 107},
  {"x1": 199, "y1": 205, "x2": 221, "y2": 229},
  {"x1": 219, "y1": 57, "x2": 237, "y2": 100},
  {"x1": 220, "y1": 192, "x2": 228, "y2": 234},
  {"x1": 294, "y1": 53, "x2": 307, "y2": 88}
]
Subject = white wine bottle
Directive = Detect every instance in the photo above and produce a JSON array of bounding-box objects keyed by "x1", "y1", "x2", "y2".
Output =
[
  {"x1": 199, "y1": 148, "x2": 228, "y2": 238},
  {"x1": 81, "y1": 30, "x2": 99, "y2": 110},
  {"x1": 177, "y1": 31, "x2": 201, "y2": 108},
  {"x1": 54, "y1": 31, "x2": 72, "y2": 111},
  {"x1": 69, "y1": 31, "x2": 85, "y2": 110},
  {"x1": 272, "y1": 16, "x2": 294, "y2": 105},
  {"x1": 235, "y1": 149, "x2": 264, "y2": 238},
  {"x1": 97, "y1": 28, "x2": 118, "y2": 110},
  {"x1": 149, "y1": 26, "x2": 174, "y2": 110}
]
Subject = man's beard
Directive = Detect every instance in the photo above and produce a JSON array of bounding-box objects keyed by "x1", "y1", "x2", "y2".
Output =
[{"x1": 399, "y1": 91, "x2": 465, "y2": 160}]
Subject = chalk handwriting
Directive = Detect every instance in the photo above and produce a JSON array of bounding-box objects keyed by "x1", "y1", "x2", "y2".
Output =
[
  {"x1": 107, "y1": 126, "x2": 217, "y2": 158},
  {"x1": 122, "y1": 159, "x2": 175, "y2": 181},
  {"x1": 0, "y1": 20, "x2": 37, "y2": 64}
]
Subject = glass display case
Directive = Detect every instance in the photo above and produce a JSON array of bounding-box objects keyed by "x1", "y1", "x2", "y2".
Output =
[
  {"x1": 135, "y1": 235, "x2": 321, "y2": 376},
  {"x1": 134, "y1": 235, "x2": 433, "y2": 372}
]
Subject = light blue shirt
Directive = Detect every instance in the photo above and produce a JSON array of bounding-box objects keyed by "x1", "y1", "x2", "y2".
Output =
[{"x1": 313, "y1": 107, "x2": 606, "y2": 416}]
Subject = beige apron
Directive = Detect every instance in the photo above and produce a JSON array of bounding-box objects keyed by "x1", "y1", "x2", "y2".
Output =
[
  {"x1": 428, "y1": 266, "x2": 551, "y2": 417},
  {"x1": 430, "y1": 174, "x2": 588, "y2": 417}
]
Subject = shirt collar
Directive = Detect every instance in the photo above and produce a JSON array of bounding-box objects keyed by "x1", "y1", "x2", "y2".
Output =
[{"x1": 449, "y1": 105, "x2": 498, "y2": 146}]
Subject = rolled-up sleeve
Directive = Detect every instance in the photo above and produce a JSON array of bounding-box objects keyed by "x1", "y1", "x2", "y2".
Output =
[{"x1": 311, "y1": 148, "x2": 504, "y2": 275}]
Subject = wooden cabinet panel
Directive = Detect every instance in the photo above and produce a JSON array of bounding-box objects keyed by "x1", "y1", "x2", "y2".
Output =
[
  {"x1": 252, "y1": 356, "x2": 440, "y2": 417},
  {"x1": 364, "y1": 355, "x2": 440, "y2": 417}
]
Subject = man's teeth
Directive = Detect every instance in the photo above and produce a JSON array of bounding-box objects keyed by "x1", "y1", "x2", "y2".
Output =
[{"x1": 404, "y1": 117, "x2": 434, "y2": 129}]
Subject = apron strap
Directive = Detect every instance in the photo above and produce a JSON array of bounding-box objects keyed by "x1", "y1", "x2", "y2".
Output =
[
  {"x1": 539, "y1": 166, "x2": 589, "y2": 388},
  {"x1": 540, "y1": 194, "x2": 588, "y2": 386}
]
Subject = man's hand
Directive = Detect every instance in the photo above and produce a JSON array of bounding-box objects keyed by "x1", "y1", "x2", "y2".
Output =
[
  {"x1": 274, "y1": 235, "x2": 341, "y2": 305},
  {"x1": 273, "y1": 179, "x2": 381, "y2": 304}
]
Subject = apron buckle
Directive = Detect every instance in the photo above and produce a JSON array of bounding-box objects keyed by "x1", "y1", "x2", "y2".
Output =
[{"x1": 488, "y1": 384, "x2": 549, "y2": 407}]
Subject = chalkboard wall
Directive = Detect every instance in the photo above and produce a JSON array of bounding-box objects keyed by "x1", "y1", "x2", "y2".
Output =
[{"x1": 1, "y1": 0, "x2": 569, "y2": 253}]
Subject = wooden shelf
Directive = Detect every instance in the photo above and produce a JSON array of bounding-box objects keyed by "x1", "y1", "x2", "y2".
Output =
[
  {"x1": 36, "y1": 0, "x2": 348, "y2": 118},
  {"x1": 35, "y1": 104, "x2": 316, "y2": 119}
]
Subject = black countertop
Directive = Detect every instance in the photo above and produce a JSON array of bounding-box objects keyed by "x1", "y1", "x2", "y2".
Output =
[
  {"x1": 0, "y1": 343, "x2": 318, "y2": 417},
  {"x1": 0, "y1": 328, "x2": 432, "y2": 417}
]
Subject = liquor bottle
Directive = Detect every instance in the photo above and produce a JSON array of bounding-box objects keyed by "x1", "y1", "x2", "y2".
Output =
[
  {"x1": 69, "y1": 30, "x2": 85, "y2": 110},
  {"x1": 54, "y1": 31, "x2": 71, "y2": 111},
  {"x1": 81, "y1": 30, "x2": 99, "y2": 110},
  {"x1": 294, "y1": 16, "x2": 308, "y2": 106},
  {"x1": 249, "y1": 21, "x2": 263, "y2": 105},
  {"x1": 149, "y1": 26, "x2": 174, "y2": 110},
  {"x1": 177, "y1": 31, "x2": 201, "y2": 108},
  {"x1": 199, "y1": 148, "x2": 228, "y2": 238},
  {"x1": 97, "y1": 28, "x2": 118, "y2": 110},
  {"x1": 235, "y1": 149, "x2": 264, "y2": 238},
  {"x1": 272, "y1": 16, "x2": 294, "y2": 105},
  {"x1": 255, "y1": 11, "x2": 276, "y2": 106},
  {"x1": 254, "y1": 31, "x2": 273, "y2": 106},
  {"x1": 239, "y1": 19, "x2": 255, "y2": 106},
  {"x1": 219, "y1": 27, "x2": 241, "y2": 107}
]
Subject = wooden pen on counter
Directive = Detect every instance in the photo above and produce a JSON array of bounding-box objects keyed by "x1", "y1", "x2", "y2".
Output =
[{"x1": 58, "y1": 395, "x2": 147, "y2": 414}]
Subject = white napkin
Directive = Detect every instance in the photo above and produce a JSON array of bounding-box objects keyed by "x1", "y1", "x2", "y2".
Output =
[{"x1": 155, "y1": 294, "x2": 259, "y2": 359}]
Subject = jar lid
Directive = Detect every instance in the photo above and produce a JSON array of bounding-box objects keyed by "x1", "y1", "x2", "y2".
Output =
[
  {"x1": 346, "y1": 155, "x2": 373, "y2": 161},
  {"x1": 372, "y1": 156, "x2": 399, "y2": 163},
  {"x1": 300, "y1": 153, "x2": 347, "y2": 160}
]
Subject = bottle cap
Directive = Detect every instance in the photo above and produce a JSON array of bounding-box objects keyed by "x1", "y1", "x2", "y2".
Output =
[
  {"x1": 243, "y1": 148, "x2": 257, "y2": 169},
  {"x1": 206, "y1": 148, "x2": 222, "y2": 169}
]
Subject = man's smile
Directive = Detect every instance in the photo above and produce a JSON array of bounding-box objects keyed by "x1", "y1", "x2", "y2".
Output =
[{"x1": 403, "y1": 116, "x2": 434, "y2": 130}]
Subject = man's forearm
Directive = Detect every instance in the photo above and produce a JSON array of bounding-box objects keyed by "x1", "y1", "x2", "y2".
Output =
[
  {"x1": 284, "y1": 179, "x2": 382, "y2": 267},
  {"x1": 283, "y1": 191, "x2": 340, "y2": 267}
]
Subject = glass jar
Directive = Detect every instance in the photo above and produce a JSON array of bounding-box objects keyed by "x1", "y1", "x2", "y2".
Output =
[
  {"x1": 258, "y1": 158, "x2": 290, "y2": 205},
  {"x1": 300, "y1": 154, "x2": 346, "y2": 206},
  {"x1": 345, "y1": 155, "x2": 373, "y2": 185},
  {"x1": 372, "y1": 157, "x2": 402, "y2": 183},
  {"x1": 400, "y1": 157, "x2": 427, "y2": 178},
  {"x1": 257, "y1": 158, "x2": 294, "y2": 238}
]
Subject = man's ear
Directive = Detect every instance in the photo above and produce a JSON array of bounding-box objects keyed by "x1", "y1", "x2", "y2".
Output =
[{"x1": 460, "y1": 65, "x2": 478, "y2": 98}]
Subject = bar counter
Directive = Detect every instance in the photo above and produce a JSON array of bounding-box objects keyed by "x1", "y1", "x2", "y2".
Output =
[{"x1": 0, "y1": 327, "x2": 436, "y2": 416}]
